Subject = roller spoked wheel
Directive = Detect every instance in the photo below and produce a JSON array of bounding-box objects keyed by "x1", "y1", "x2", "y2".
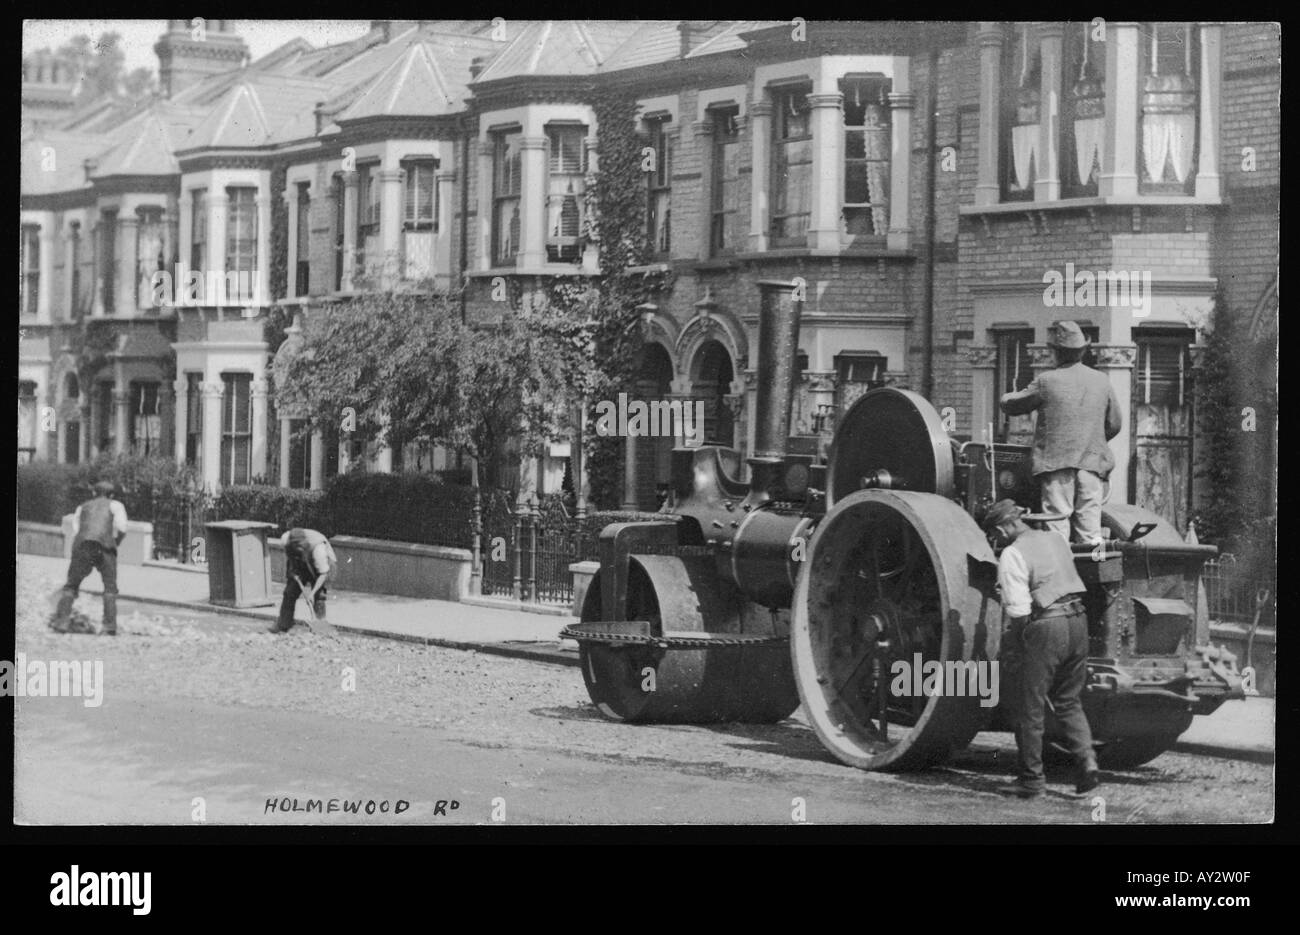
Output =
[{"x1": 792, "y1": 490, "x2": 1001, "y2": 771}]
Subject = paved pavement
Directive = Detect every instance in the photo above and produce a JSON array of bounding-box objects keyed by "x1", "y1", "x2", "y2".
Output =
[{"x1": 16, "y1": 552, "x2": 1274, "y2": 759}]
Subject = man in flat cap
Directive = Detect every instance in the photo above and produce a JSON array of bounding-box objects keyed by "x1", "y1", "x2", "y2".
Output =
[
  {"x1": 272, "y1": 527, "x2": 337, "y2": 633},
  {"x1": 984, "y1": 499, "x2": 1099, "y2": 798},
  {"x1": 51, "y1": 480, "x2": 128, "y2": 635},
  {"x1": 999, "y1": 320, "x2": 1123, "y2": 545}
]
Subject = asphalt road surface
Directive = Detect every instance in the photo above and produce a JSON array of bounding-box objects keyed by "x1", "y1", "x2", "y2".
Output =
[{"x1": 13, "y1": 577, "x2": 1274, "y2": 826}]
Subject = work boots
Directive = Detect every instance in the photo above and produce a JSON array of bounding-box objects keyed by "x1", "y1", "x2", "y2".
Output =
[
  {"x1": 50, "y1": 589, "x2": 76, "y2": 633},
  {"x1": 101, "y1": 594, "x2": 118, "y2": 636}
]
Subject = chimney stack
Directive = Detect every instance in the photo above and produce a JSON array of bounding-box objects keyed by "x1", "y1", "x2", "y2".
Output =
[{"x1": 469, "y1": 56, "x2": 486, "y2": 79}]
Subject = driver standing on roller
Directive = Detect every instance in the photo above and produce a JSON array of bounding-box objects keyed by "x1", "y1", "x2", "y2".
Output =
[
  {"x1": 999, "y1": 320, "x2": 1123, "y2": 545},
  {"x1": 984, "y1": 499, "x2": 1100, "y2": 799}
]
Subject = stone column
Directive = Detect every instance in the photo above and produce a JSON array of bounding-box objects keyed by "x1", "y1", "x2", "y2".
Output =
[
  {"x1": 378, "y1": 168, "x2": 403, "y2": 287},
  {"x1": 621, "y1": 434, "x2": 639, "y2": 511},
  {"x1": 309, "y1": 429, "x2": 324, "y2": 490},
  {"x1": 747, "y1": 100, "x2": 773, "y2": 252},
  {"x1": 159, "y1": 382, "x2": 176, "y2": 460},
  {"x1": 37, "y1": 223, "x2": 55, "y2": 322},
  {"x1": 202, "y1": 380, "x2": 224, "y2": 490},
  {"x1": 173, "y1": 377, "x2": 188, "y2": 466},
  {"x1": 63, "y1": 224, "x2": 79, "y2": 321},
  {"x1": 340, "y1": 171, "x2": 358, "y2": 290},
  {"x1": 435, "y1": 168, "x2": 456, "y2": 283},
  {"x1": 518, "y1": 136, "x2": 548, "y2": 269},
  {"x1": 90, "y1": 219, "x2": 105, "y2": 317},
  {"x1": 284, "y1": 184, "x2": 300, "y2": 287},
  {"x1": 693, "y1": 117, "x2": 715, "y2": 261},
  {"x1": 113, "y1": 388, "x2": 130, "y2": 456},
  {"x1": 968, "y1": 345, "x2": 999, "y2": 442},
  {"x1": 279, "y1": 416, "x2": 292, "y2": 487},
  {"x1": 1035, "y1": 23, "x2": 1064, "y2": 202},
  {"x1": 806, "y1": 91, "x2": 844, "y2": 250},
  {"x1": 251, "y1": 378, "x2": 268, "y2": 480},
  {"x1": 1195, "y1": 24, "x2": 1223, "y2": 200},
  {"x1": 79, "y1": 402, "x2": 92, "y2": 462},
  {"x1": 1093, "y1": 345, "x2": 1136, "y2": 505},
  {"x1": 1100, "y1": 22, "x2": 1140, "y2": 199},
  {"x1": 975, "y1": 23, "x2": 1005, "y2": 206},
  {"x1": 116, "y1": 215, "x2": 139, "y2": 314},
  {"x1": 207, "y1": 193, "x2": 229, "y2": 283},
  {"x1": 256, "y1": 193, "x2": 272, "y2": 304},
  {"x1": 887, "y1": 88, "x2": 915, "y2": 250}
]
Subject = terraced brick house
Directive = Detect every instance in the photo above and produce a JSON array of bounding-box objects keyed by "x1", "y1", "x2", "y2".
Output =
[{"x1": 19, "y1": 20, "x2": 1277, "y2": 535}]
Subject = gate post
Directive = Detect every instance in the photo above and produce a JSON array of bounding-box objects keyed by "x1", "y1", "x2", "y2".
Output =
[
  {"x1": 511, "y1": 499, "x2": 524, "y2": 601},
  {"x1": 527, "y1": 496, "x2": 539, "y2": 603},
  {"x1": 470, "y1": 485, "x2": 483, "y2": 595}
]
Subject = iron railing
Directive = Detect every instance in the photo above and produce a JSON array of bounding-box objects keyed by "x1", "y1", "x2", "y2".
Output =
[
  {"x1": 477, "y1": 489, "x2": 582, "y2": 606},
  {"x1": 1202, "y1": 554, "x2": 1275, "y2": 628}
]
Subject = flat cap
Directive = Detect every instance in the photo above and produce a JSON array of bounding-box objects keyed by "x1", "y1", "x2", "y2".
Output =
[
  {"x1": 980, "y1": 499, "x2": 1024, "y2": 531},
  {"x1": 91, "y1": 480, "x2": 116, "y2": 496},
  {"x1": 1047, "y1": 320, "x2": 1089, "y2": 349}
]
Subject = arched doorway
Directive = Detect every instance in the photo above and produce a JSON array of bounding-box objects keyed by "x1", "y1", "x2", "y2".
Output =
[
  {"x1": 692, "y1": 339, "x2": 735, "y2": 448},
  {"x1": 634, "y1": 343, "x2": 675, "y2": 510}
]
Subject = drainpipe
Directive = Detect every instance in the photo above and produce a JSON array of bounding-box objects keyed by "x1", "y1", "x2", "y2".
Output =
[{"x1": 922, "y1": 47, "x2": 939, "y2": 400}]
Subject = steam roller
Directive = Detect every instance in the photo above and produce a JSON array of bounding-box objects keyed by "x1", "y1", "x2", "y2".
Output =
[{"x1": 563, "y1": 281, "x2": 1243, "y2": 771}]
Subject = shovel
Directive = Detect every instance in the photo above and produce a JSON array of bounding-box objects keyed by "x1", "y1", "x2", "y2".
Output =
[{"x1": 293, "y1": 575, "x2": 338, "y2": 637}]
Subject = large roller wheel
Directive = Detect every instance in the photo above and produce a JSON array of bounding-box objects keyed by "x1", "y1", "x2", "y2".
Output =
[
  {"x1": 792, "y1": 490, "x2": 1001, "y2": 770},
  {"x1": 576, "y1": 559, "x2": 800, "y2": 724}
]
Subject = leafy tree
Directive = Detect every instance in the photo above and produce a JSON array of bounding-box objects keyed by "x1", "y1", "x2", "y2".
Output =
[
  {"x1": 277, "y1": 290, "x2": 599, "y2": 490},
  {"x1": 1192, "y1": 288, "x2": 1248, "y2": 546},
  {"x1": 51, "y1": 32, "x2": 156, "y2": 105}
]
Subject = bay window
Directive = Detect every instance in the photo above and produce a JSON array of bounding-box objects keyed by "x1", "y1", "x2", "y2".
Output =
[
  {"x1": 129, "y1": 380, "x2": 161, "y2": 455},
  {"x1": 403, "y1": 159, "x2": 437, "y2": 231},
  {"x1": 190, "y1": 189, "x2": 206, "y2": 270},
  {"x1": 1063, "y1": 22, "x2": 1106, "y2": 197},
  {"x1": 21, "y1": 225, "x2": 40, "y2": 318},
  {"x1": 842, "y1": 76, "x2": 892, "y2": 241},
  {"x1": 100, "y1": 210, "x2": 117, "y2": 314},
  {"x1": 225, "y1": 187, "x2": 257, "y2": 303},
  {"x1": 492, "y1": 129, "x2": 522, "y2": 265},
  {"x1": 770, "y1": 86, "x2": 812, "y2": 245},
  {"x1": 546, "y1": 125, "x2": 586, "y2": 262},
  {"x1": 710, "y1": 107, "x2": 741, "y2": 256},
  {"x1": 645, "y1": 118, "x2": 672, "y2": 256},
  {"x1": 136, "y1": 207, "x2": 166, "y2": 309},
  {"x1": 295, "y1": 182, "x2": 310, "y2": 296},
  {"x1": 220, "y1": 372, "x2": 252, "y2": 486},
  {"x1": 1002, "y1": 23, "x2": 1041, "y2": 201},
  {"x1": 184, "y1": 372, "x2": 203, "y2": 469},
  {"x1": 1140, "y1": 22, "x2": 1199, "y2": 194}
]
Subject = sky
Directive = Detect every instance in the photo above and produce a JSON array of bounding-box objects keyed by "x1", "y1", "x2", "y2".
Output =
[{"x1": 22, "y1": 20, "x2": 375, "y2": 73}]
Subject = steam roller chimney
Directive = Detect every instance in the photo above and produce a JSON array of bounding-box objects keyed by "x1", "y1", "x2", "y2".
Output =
[{"x1": 748, "y1": 280, "x2": 803, "y2": 501}]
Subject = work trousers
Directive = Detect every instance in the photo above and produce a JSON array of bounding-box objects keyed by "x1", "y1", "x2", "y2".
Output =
[
  {"x1": 276, "y1": 556, "x2": 327, "y2": 631},
  {"x1": 1007, "y1": 608, "x2": 1096, "y2": 789},
  {"x1": 55, "y1": 542, "x2": 119, "y2": 633},
  {"x1": 1040, "y1": 468, "x2": 1105, "y2": 544}
]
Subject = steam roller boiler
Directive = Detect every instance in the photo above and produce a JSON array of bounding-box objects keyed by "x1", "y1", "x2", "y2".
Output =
[{"x1": 562, "y1": 283, "x2": 1243, "y2": 771}]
